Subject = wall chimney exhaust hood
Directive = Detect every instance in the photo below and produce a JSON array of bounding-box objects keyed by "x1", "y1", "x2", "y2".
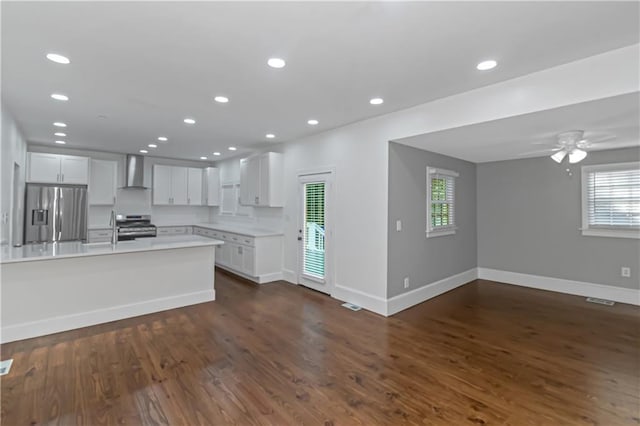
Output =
[{"x1": 121, "y1": 154, "x2": 148, "y2": 189}]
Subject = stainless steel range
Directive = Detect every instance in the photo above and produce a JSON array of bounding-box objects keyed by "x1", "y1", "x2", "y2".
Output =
[{"x1": 116, "y1": 215, "x2": 157, "y2": 241}]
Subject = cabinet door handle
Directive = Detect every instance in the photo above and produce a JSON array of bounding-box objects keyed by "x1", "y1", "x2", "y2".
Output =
[
  {"x1": 61, "y1": 173, "x2": 64, "y2": 182},
  {"x1": 113, "y1": 196, "x2": 116, "y2": 204},
  {"x1": 255, "y1": 196, "x2": 259, "y2": 205},
  {"x1": 57, "y1": 173, "x2": 60, "y2": 182}
]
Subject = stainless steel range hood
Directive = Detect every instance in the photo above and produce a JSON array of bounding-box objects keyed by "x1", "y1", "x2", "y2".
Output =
[{"x1": 122, "y1": 154, "x2": 148, "y2": 189}]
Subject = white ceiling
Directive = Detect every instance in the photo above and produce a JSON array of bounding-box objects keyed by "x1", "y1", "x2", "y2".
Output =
[
  {"x1": 396, "y1": 93, "x2": 640, "y2": 163},
  {"x1": 2, "y1": 2, "x2": 639, "y2": 162}
]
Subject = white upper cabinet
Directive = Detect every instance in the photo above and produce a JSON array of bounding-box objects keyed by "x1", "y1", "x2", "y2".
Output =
[
  {"x1": 171, "y1": 167, "x2": 189, "y2": 205},
  {"x1": 89, "y1": 159, "x2": 118, "y2": 205},
  {"x1": 187, "y1": 168, "x2": 203, "y2": 205},
  {"x1": 239, "y1": 152, "x2": 283, "y2": 207},
  {"x1": 204, "y1": 167, "x2": 220, "y2": 206},
  {"x1": 27, "y1": 152, "x2": 89, "y2": 184},
  {"x1": 153, "y1": 164, "x2": 205, "y2": 206},
  {"x1": 153, "y1": 165, "x2": 173, "y2": 205}
]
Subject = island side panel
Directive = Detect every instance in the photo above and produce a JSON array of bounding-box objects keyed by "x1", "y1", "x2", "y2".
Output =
[{"x1": 1, "y1": 245, "x2": 215, "y2": 343}]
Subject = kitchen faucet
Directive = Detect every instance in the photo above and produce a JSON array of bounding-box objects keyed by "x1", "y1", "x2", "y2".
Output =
[{"x1": 109, "y1": 210, "x2": 118, "y2": 245}]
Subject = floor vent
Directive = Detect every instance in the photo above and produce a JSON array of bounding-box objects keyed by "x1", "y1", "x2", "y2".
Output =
[
  {"x1": 586, "y1": 297, "x2": 615, "y2": 306},
  {"x1": 0, "y1": 359, "x2": 13, "y2": 376},
  {"x1": 342, "y1": 302, "x2": 362, "y2": 311}
]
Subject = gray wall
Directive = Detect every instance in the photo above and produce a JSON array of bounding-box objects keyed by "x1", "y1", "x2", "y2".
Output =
[
  {"x1": 387, "y1": 142, "x2": 477, "y2": 298},
  {"x1": 477, "y1": 147, "x2": 640, "y2": 290}
]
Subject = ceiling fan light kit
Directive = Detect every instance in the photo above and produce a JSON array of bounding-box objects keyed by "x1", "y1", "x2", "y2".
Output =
[{"x1": 549, "y1": 130, "x2": 591, "y2": 164}]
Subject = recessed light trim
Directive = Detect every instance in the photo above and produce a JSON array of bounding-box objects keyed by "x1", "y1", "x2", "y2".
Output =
[
  {"x1": 54, "y1": 132, "x2": 66, "y2": 137},
  {"x1": 228, "y1": 146, "x2": 237, "y2": 151},
  {"x1": 51, "y1": 93, "x2": 69, "y2": 101},
  {"x1": 46, "y1": 53, "x2": 70, "y2": 64},
  {"x1": 200, "y1": 156, "x2": 208, "y2": 160},
  {"x1": 213, "y1": 152, "x2": 221, "y2": 156},
  {"x1": 148, "y1": 144, "x2": 157, "y2": 148},
  {"x1": 214, "y1": 96, "x2": 229, "y2": 103},
  {"x1": 158, "y1": 136, "x2": 168, "y2": 142},
  {"x1": 267, "y1": 58, "x2": 286, "y2": 69},
  {"x1": 369, "y1": 98, "x2": 384, "y2": 105},
  {"x1": 265, "y1": 133, "x2": 275, "y2": 139},
  {"x1": 53, "y1": 122, "x2": 67, "y2": 127},
  {"x1": 183, "y1": 118, "x2": 196, "y2": 125},
  {"x1": 476, "y1": 60, "x2": 497, "y2": 71},
  {"x1": 139, "y1": 149, "x2": 148, "y2": 154},
  {"x1": 307, "y1": 119, "x2": 319, "y2": 125},
  {"x1": 54, "y1": 140, "x2": 66, "y2": 145}
]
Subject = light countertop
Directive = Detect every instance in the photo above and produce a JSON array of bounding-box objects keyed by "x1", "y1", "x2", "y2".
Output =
[
  {"x1": 1, "y1": 235, "x2": 223, "y2": 264},
  {"x1": 192, "y1": 223, "x2": 283, "y2": 237}
]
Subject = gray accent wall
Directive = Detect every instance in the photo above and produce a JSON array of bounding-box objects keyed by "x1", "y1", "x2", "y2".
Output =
[
  {"x1": 477, "y1": 147, "x2": 640, "y2": 290},
  {"x1": 387, "y1": 142, "x2": 477, "y2": 298}
]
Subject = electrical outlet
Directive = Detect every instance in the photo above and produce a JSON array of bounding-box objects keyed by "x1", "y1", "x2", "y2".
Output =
[
  {"x1": 621, "y1": 267, "x2": 631, "y2": 278},
  {"x1": 396, "y1": 220, "x2": 402, "y2": 232},
  {"x1": 403, "y1": 277, "x2": 410, "y2": 289}
]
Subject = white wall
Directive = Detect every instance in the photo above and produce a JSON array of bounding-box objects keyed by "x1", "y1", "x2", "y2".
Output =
[
  {"x1": 276, "y1": 45, "x2": 639, "y2": 312},
  {"x1": 27, "y1": 145, "x2": 212, "y2": 227},
  {"x1": 1, "y1": 105, "x2": 27, "y2": 246}
]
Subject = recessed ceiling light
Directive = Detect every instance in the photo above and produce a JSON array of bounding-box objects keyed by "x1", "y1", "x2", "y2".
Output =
[
  {"x1": 46, "y1": 53, "x2": 70, "y2": 64},
  {"x1": 307, "y1": 119, "x2": 319, "y2": 125},
  {"x1": 54, "y1": 132, "x2": 66, "y2": 137},
  {"x1": 54, "y1": 140, "x2": 66, "y2": 145},
  {"x1": 183, "y1": 118, "x2": 196, "y2": 125},
  {"x1": 214, "y1": 96, "x2": 229, "y2": 103},
  {"x1": 265, "y1": 133, "x2": 275, "y2": 139},
  {"x1": 139, "y1": 149, "x2": 148, "y2": 154},
  {"x1": 267, "y1": 58, "x2": 286, "y2": 69},
  {"x1": 51, "y1": 93, "x2": 69, "y2": 101},
  {"x1": 148, "y1": 144, "x2": 157, "y2": 148},
  {"x1": 213, "y1": 152, "x2": 221, "y2": 156},
  {"x1": 53, "y1": 122, "x2": 67, "y2": 127},
  {"x1": 228, "y1": 146, "x2": 237, "y2": 151},
  {"x1": 200, "y1": 156, "x2": 208, "y2": 160},
  {"x1": 158, "y1": 136, "x2": 168, "y2": 142},
  {"x1": 369, "y1": 98, "x2": 384, "y2": 105},
  {"x1": 476, "y1": 60, "x2": 497, "y2": 71}
]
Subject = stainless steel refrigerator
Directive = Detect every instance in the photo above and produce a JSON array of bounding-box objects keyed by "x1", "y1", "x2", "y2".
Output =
[{"x1": 24, "y1": 183, "x2": 88, "y2": 243}]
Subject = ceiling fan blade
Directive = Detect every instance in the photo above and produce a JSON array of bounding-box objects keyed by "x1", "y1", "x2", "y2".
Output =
[
  {"x1": 517, "y1": 148, "x2": 562, "y2": 156},
  {"x1": 586, "y1": 140, "x2": 640, "y2": 151}
]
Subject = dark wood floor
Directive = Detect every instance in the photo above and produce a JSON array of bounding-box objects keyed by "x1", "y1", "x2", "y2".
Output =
[{"x1": 1, "y1": 271, "x2": 639, "y2": 425}]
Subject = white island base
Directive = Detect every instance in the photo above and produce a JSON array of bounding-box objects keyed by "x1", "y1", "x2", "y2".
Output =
[{"x1": 1, "y1": 236, "x2": 220, "y2": 343}]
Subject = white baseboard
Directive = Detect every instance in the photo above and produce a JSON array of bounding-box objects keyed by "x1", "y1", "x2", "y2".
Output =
[
  {"x1": 257, "y1": 272, "x2": 284, "y2": 284},
  {"x1": 387, "y1": 268, "x2": 478, "y2": 315},
  {"x1": 332, "y1": 284, "x2": 388, "y2": 316},
  {"x1": 282, "y1": 268, "x2": 297, "y2": 284},
  {"x1": 478, "y1": 268, "x2": 640, "y2": 306},
  {"x1": 216, "y1": 264, "x2": 282, "y2": 284},
  {"x1": 1, "y1": 290, "x2": 215, "y2": 344}
]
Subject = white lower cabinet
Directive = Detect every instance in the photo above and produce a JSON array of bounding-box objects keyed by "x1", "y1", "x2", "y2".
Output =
[
  {"x1": 193, "y1": 226, "x2": 282, "y2": 283},
  {"x1": 88, "y1": 229, "x2": 112, "y2": 243},
  {"x1": 157, "y1": 226, "x2": 191, "y2": 236}
]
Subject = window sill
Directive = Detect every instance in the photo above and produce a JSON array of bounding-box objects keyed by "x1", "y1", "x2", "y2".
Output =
[
  {"x1": 426, "y1": 228, "x2": 457, "y2": 238},
  {"x1": 581, "y1": 228, "x2": 640, "y2": 239}
]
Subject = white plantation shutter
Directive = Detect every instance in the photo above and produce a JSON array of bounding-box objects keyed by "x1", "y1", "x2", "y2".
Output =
[
  {"x1": 582, "y1": 162, "x2": 640, "y2": 238},
  {"x1": 426, "y1": 167, "x2": 458, "y2": 237}
]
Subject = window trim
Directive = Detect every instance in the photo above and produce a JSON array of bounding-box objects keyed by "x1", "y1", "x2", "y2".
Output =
[
  {"x1": 426, "y1": 166, "x2": 459, "y2": 238},
  {"x1": 581, "y1": 161, "x2": 640, "y2": 239}
]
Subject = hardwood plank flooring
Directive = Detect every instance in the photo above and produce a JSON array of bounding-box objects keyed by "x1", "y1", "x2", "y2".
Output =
[{"x1": 1, "y1": 271, "x2": 639, "y2": 425}]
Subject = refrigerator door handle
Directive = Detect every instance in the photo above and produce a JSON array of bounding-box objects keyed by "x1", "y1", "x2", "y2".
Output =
[{"x1": 57, "y1": 187, "x2": 63, "y2": 240}]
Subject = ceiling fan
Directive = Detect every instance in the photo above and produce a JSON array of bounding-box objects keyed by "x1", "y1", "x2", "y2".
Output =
[{"x1": 522, "y1": 130, "x2": 617, "y2": 164}]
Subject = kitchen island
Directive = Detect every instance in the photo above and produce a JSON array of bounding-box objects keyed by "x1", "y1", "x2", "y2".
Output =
[{"x1": 0, "y1": 235, "x2": 223, "y2": 343}]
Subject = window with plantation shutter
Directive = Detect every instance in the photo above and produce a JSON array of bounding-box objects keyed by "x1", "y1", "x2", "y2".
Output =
[
  {"x1": 426, "y1": 167, "x2": 458, "y2": 238},
  {"x1": 581, "y1": 162, "x2": 640, "y2": 239}
]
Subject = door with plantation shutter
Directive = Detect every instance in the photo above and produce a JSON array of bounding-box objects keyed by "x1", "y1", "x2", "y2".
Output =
[{"x1": 297, "y1": 173, "x2": 332, "y2": 294}]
